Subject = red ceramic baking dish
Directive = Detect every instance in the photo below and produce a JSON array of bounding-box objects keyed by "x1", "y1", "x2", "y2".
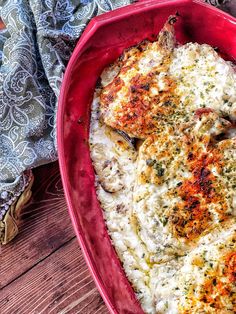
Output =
[{"x1": 57, "y1": 0, "x2": 236, "y2": 313}]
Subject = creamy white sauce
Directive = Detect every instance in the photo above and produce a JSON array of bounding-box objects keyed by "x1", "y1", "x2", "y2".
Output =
[
  {"x1": 89, "y1": 42, "x2": 236, "y2": 314},
  {"x1": 90, "y1": 96, "x2": 156, "y2": 313}
]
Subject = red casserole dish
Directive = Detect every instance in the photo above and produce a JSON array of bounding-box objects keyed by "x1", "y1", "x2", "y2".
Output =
[{"x1": 57, "y1": 1, "x2": 236, "y2": 313}]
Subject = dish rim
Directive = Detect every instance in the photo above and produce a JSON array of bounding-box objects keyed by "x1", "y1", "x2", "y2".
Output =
[{"x1": 57, "y1": 1, "x2": 236, "y2": 313}]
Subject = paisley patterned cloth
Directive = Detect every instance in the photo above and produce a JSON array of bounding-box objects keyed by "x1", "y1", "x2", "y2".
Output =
[
  {"x1": 0, "y1": 0, "x2": 234, "y2": 243},
  {"x1": 0, "y1": 0, "x2": 133, "y2": 239}
]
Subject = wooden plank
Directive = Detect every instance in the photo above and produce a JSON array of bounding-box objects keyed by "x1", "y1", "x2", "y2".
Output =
[
  {"x1": 0, "y1": 238, "x2": 108, "y2": 314},
  {"x1": 0, "y1": 162, "x2": 75, "y2": 288}
]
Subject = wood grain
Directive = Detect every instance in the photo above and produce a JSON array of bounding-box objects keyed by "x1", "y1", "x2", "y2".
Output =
[
  {"x1": 0, "y1": 238, "x2": 108, "y2": 314},
  {"x1": 0, "y1": 163, "x2": 74, "y2": 289},
  {"x1": 1, "y1": 162, "x2": 108, "y2": 314}
]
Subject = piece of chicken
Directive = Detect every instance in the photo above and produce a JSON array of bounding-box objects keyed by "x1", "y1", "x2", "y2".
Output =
[
  {"x1": 99, "y1": 16, "x2": 236, "y2": 139},
  {"x1": 132, "y1": 111, "x2": 236, "y2": 262},
  {"x1": 100, "y1": 16, "x2": 178, "y2": 139}
]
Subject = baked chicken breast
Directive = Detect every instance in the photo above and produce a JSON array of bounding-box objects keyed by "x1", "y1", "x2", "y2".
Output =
[
  {"x1": 132, "y1": 111, "x2": 236, "y2": 262},
  {"x1": 100, "y1": 17, "x2": 236, "y2": 139}
]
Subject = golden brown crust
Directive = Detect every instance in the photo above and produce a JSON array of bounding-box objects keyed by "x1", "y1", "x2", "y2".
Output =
[
  {"x1": 136, "y1": 113, "x2": 235, "y2": 243},
  {"x1": 100, "y1": 17, "x2": 178, "y2": 139},
  {"x1": 179, "y1": 235, "x2": 236, "y2": 313}
]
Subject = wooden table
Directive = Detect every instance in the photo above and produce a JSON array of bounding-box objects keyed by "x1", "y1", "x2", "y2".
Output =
[
  {"x1": 0, "y1": 162, "x2": 109, "y2": 314},
  {"x1": 1, "y1": 3, "x2": 236, "y2": 313}
]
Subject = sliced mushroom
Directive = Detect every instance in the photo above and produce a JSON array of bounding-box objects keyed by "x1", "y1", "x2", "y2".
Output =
[
  {"x1": 91, "y1": 143, "x2": 124, "y2": 193},
  {"x1": 115, "y1": 129, "x2": 137, "y2": 150},
  {"x1": 100, "y1": 62, "x2": 121, "y2": 87}
]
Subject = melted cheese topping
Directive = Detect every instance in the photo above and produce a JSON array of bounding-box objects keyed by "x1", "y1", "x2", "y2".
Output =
[
  {"x1": 100, "y1": 39, "x2": 236, "y2": 139},
  {"x1": 133, "y1": 113, "x2": 235, "y2": 261},
  {"x1": 90, "y1": 98, "x2": 236, "y2": 314},
  {"x1": 178, "y1": 227, "x2": 236, "y2": 313},
  {"x1": 90, "y1": 19, "x2": 236, "y2": 314}
]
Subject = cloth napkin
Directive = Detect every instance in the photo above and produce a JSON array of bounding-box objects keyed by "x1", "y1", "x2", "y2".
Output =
[
  {"x1": 0, "y1": 0, "x2": 234, "y2": 244},
  {"x1": 0, "y1": 0, "x2": 133, "y2": 244}
]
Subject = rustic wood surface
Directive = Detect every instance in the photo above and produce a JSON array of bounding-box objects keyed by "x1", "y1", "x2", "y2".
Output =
[
  {"x1": 0, "y1": 162, "x2": 109, "y2": 314},
  {"x1": 1, "y1": 3, "x2": 235, "y2": 314}
]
